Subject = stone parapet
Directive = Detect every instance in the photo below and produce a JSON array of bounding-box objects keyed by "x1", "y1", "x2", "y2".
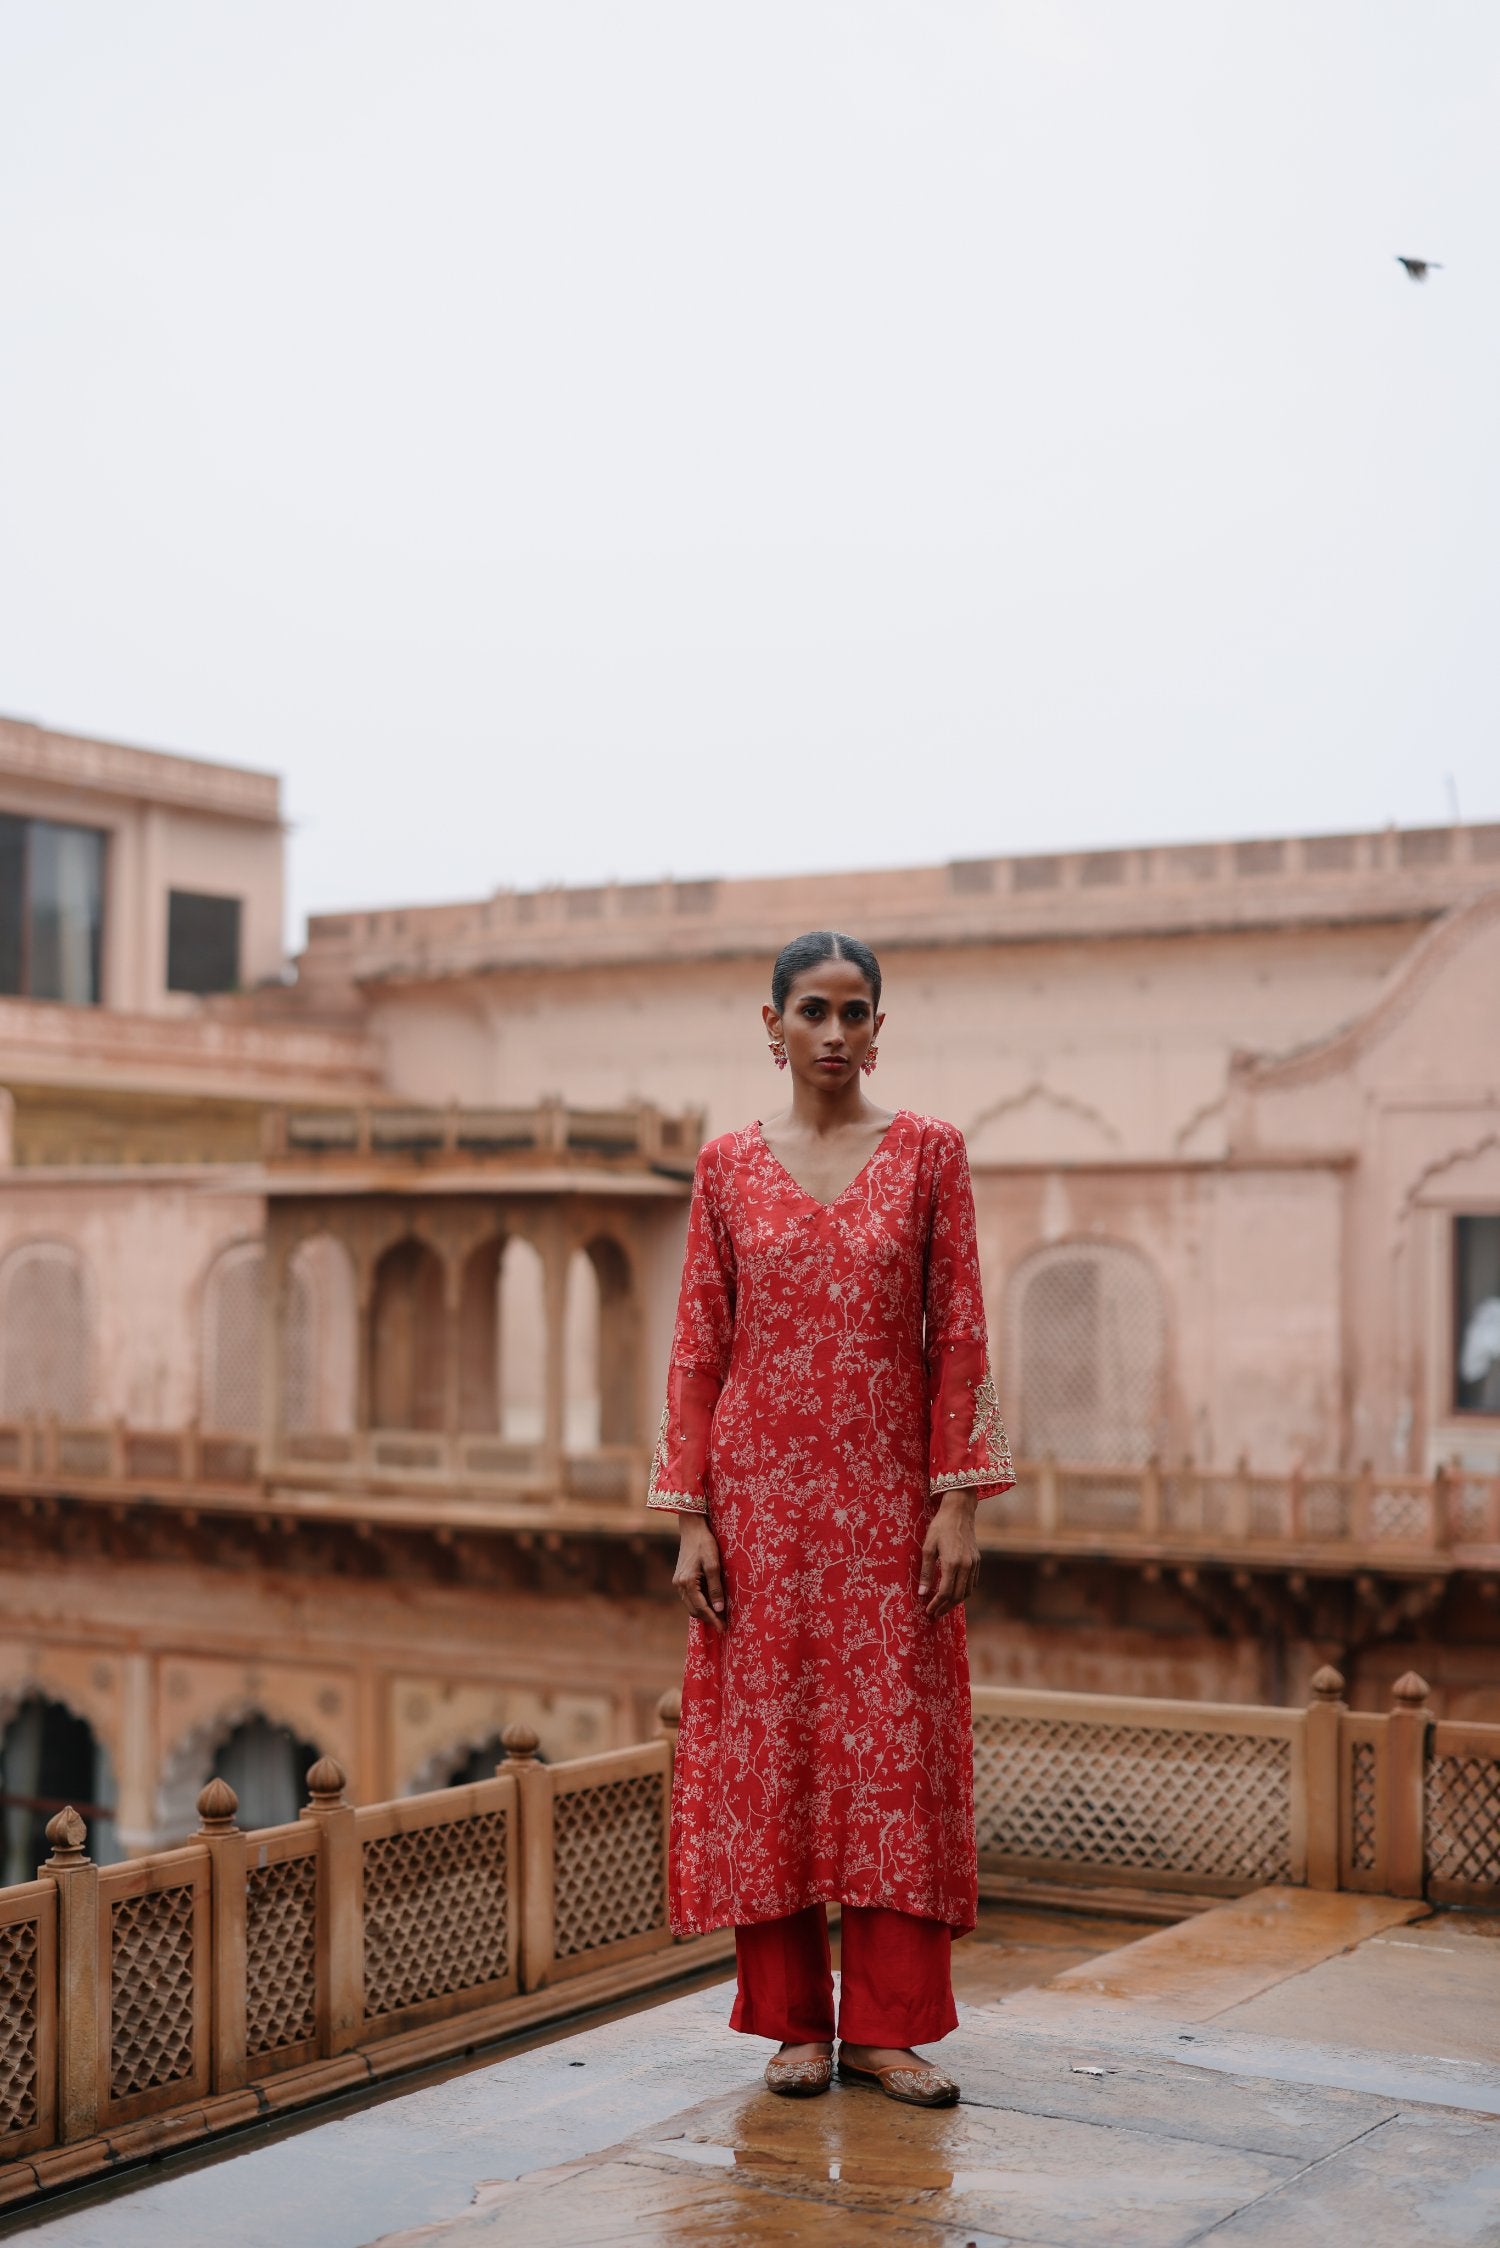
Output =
[
  {"x1": 300, "y1": 822, "x2": 1500, "y2": 987},
  {"x1": 0, "y1": 715, "x2": 280, "y2": 825},
  {"x1": 0, "y1": 1675, "x2": 1495, "y2": 2209}
]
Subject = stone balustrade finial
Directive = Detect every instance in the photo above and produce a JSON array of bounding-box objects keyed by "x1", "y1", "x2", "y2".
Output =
[
  {"x1": 500, "y1": 1721, "x2": 540, "y2": 1762},
  {"x1": 657, "y1": 1688, "x2": 682, "y2": 1732},
  {"x1": 196, "y1": 1777, "x2": 239, "y2": 1832},
  {"x1": 1309, "y1": 1665, "x2": 1346, "y2": 1703},
  {"x1": 305, "y1": 1756, "x2": 348, "y2": 1808},
  {"x1": 1392, "y1": 1671, "x2": 1431, "y2": 1709},
  {"x1": 44, "y1": 1806, "x2": 89, "y2": 1866}
]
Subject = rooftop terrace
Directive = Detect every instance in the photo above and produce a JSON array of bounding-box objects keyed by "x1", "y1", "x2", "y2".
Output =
[
  {"x1": 17, "y1": 1888, "x2": 1500, "y2": 2246},
  {"x1": 2, "y1": 1668, "x2": 1497, "y2": 2239}
]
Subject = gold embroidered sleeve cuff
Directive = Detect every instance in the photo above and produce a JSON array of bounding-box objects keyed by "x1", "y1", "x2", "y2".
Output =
[
  {"x1": 645, "y1": 1392, "x2": 714, "y2": 1517},
  {"x1": 646, "y1": 1489, "x2": 710, "y2": 1516},
  {"x1": 930, "y1": 1463, "x2": 1012, "y2": 1496},
  {"x1": 928, "y1": 1350, "x2": 1015, "y2": 1499}
]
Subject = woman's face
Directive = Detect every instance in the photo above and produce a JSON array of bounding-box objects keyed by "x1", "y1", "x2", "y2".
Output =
[{"x1": 764, "y1": 958, "x2": 884, "y2": 1091}]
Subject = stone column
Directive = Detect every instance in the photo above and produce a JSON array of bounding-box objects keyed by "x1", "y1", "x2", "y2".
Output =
[
  {"x1": 540, "y1": 1214, "x2": 568, "y2": 1483},
  {"x1": 258, "y1": 1218, "x2": 291, "y2": 1477},
  {"x1": 111, "y1": 1650, "x2": 159, "y2": 1859},
  {"x1": 441, "y1": 1247, "x2": 463, "y2": 1455}
]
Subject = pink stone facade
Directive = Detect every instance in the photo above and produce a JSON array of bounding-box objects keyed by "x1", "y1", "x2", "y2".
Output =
[{"x1": 2, "y1": 715, "x2": 1499, "y2": 1853}]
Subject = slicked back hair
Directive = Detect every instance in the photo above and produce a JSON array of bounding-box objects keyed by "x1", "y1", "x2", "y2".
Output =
[{"x1": 770, "y1": 930, "x2": 882, "y2": 1014}]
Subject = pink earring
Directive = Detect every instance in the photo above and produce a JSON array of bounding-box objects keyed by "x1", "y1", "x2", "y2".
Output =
[
  {"x1": 861, "y1": 1045, "x2": 880, "y2": 1077},
  {"x1": 769, "y1": 1039, "x2": 788, "y2": 1071}
]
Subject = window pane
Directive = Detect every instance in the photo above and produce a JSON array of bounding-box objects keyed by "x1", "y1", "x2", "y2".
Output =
[
  {"x1": 0, "y1": 816, "x2": 24, "y2": 995},
  {"x1": 27, "y1": 821, "x2": 104, "y2": 1004},
  {"x1": 167, "y1": 889, "x2": 241, "y2": 994},
  {"x1": 1455, "y1": 1216, "x2": 1500, "y2": 1415}
]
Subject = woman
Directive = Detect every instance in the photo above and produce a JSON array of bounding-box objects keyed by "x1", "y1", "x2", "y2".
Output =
[{"x1": 647, "y1": 930, "x2": 1014, "y2": 2106}]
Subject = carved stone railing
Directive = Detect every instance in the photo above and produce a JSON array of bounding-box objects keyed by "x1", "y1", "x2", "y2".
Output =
[
  {"x1": 0, "y1": 1709, "x2": 703, "y2": 2209},
  {"x1": 0, "y1": 1418, "x2": 258, "y2": 1488},
  {"x1": 0, "y1": 1419, "x2": 648, "y2": 1509},
  {"x1": 1, "y1": 1676, "x2": 1496, "y2": 2207},
  {"x1": 971, "y1": 1671, "x2": 1500, "y2": 1909},
  {"x1": 978, "y1": 1457, "x2": 1500, "y2": 1556},
  {"x1": 261, "y1": 1098, "x2": 704, "y2": 1167},
  {"x1": 3, "y1": 1425, "x2": 1497, "y2": 1560}
]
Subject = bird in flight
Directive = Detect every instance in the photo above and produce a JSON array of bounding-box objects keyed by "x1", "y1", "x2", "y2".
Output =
[{"x1": 1396, "y1": 256, "x2": 1443, "y2": 282}]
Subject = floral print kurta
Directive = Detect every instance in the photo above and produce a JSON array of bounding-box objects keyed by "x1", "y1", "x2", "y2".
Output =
[{"x1": 648, "y1": 1110, "x2": 1014, "y2": 1936}]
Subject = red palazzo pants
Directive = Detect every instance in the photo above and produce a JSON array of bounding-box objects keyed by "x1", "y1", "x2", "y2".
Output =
[{"x1": 731, "y1": 1904, "x2": 958, "y2": 2048}]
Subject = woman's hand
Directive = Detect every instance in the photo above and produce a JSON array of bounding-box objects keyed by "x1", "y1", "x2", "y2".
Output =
[
  {"x1": 673, "y1": 1513, "x2": 727, "y2": 1630},
  {"x1": 919, "y1": 1492, "x2": 981, "y2": 1618}
]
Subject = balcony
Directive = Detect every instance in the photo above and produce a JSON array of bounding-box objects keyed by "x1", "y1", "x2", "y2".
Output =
[{"x1": 2, "y1": 1420, "x2": 1497, "y2": 1568}]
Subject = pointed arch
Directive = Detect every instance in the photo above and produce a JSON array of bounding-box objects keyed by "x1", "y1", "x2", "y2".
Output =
[
  {"x1": 284, "y1": 1232, "x2": 357, "y2": 1434},
  {"x1": 371, "y1": 1236, "x2": 446, "y2": 1430},
  {"x1": 565, "y1": 1233, "x2": 638, "y2": 1450},
  {"x1": 1, "y1": 1691, "x2": 119, "y2": 1881},
  {"x1": 156, "y1": 1697, "x2": 324, "y2": 1842},
  {"x1": 0, "y1": 1240, "x2": 92, "y2": 1420},
  {"x1": 499, "y1": 1235, "x2": 546, "y2": 1444},
  {"x1": 201, "y1": 1240, "x2": 264, "y2": 1432},
  {"x1": 1006, "y1": 1239, "x2": 1166, "y2": 1464}
]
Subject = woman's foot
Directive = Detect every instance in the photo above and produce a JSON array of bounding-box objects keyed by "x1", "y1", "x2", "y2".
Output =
[
  {"x1": 764, "y1": 2039, "x2": 833, "y2": 2096},
  {"x1": 837, "y1": 2042, "x2": 959, "y2": 2106}
]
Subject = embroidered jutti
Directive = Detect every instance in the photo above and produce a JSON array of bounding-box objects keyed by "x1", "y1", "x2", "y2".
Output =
[{"x1": 647, "y1": 1109, "x2": 1014, "y2": 1936}]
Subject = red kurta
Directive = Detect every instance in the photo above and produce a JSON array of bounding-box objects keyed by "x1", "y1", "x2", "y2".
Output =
[{"x1": 648, "y1": 1110, "x2": 1014, "y2": 1937}]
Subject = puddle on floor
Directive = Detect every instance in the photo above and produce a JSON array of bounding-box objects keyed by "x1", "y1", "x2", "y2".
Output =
[{"x1": 641, "y1": 2138, "x2": 1015, "y2": 2195}]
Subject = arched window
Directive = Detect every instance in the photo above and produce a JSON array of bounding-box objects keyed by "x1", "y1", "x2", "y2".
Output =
[
  {"x1": 595, "y1": 1237, "x2": 636, "y2": 1445},
  {"x1": 212, "y1": 1714, "x2": 321, "y2": 1833},
  {"x1": 201, "y1": 1242, "x2": 264, "y2": 1432},
  {"x1": 565, "y1": 1235, "x2": 637, "y2": 1451},
  {"x1": 0, "y1": 1694, "x2": 118, "y2": 1882},
  {"x1": 0, "y1": 1242, "x2": 91, "y2": 1420},
  {"x1": 371, "y1": 1237, "x2": 446, "y2": 1430},
  {"x1": 458, "y1": 1237, "x2": 503, "y2": 1434},
  {"x1": 1008, "y1": 1242, "x2": 1165, "y2": 1465},
  {"x1": 499, "y1": 1236, "x2": 546, "y2": 1444},
  {"x1": 284, "y1": 1233, "x2": 356, "y2": 1435}
]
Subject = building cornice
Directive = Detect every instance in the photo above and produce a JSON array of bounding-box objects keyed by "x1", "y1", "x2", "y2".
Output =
[{"x1": 301, "y1": 826, "x2": 1500, "y2": 991}]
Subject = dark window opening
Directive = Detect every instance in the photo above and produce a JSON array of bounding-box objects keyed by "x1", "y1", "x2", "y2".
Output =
[
  {"x1": 1, "y1": 1695, "x2": 117, "y2": 1882},
  {"x1": 0, "y1": 814, "x2": 105, "y2": 1005},
  {"x1": 446, "y1": 1733, "x2": 548, "y2": 1787},
  {"x1": 1455, "y1": 1216, "x2": 1500, "y2": 1415},
  {"x1": 167, "y1": 888, "x2": 241, "y2": 994},
  {"x1": 212, "y1": 1714, "x2": 321, "y2": 1831}
]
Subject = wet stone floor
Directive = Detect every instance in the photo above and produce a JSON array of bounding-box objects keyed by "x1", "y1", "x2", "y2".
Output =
[{"x1": 17, "y1": 1896, "x2": 1500, "y2": 2248}]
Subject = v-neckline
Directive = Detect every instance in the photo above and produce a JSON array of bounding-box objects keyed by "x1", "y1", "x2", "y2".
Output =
[{"x1": 754, "y1": 1111, "x2": 907, "y2": 1211}]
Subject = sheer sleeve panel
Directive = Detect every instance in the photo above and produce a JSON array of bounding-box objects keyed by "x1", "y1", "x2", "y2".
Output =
[
  {"x1": 646, "y1": 1139, "x2": 737, "y2": 1516},
  {"x1": 924, "y1": 1122, "x2": 1015, "y2": 1500}
]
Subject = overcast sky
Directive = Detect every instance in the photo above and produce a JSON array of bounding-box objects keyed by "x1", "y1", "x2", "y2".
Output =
[{"x1": 2, "y1": 3, "x2": 1496, "y2": 941}]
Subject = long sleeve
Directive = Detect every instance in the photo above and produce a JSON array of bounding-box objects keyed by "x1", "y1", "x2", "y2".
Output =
[
  {"x1": 646, "y1": 1141, "x2": 737, "y2": 1515},
  {"x1": 924, "y1": 1124, "x2": 1014, "y2": 1499}
]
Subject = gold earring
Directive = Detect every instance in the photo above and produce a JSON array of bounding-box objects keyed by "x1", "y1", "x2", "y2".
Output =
[
  {"x1": 769, "y1": 1038, "x2": 788, "y2": 1071},
  {"x1": 861, "y1": 1045, "x2": 879, "y2": 1077}
]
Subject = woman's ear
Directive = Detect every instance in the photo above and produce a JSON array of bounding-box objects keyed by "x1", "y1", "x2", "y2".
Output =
[{"x1": 762, "y1": 1003, "x2": 781, "y2": 1036}]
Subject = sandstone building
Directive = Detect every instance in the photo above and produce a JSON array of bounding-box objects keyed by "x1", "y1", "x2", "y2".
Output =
[{"x1": 1, "y1": 714, "x2": 1497, "y2": 1875}]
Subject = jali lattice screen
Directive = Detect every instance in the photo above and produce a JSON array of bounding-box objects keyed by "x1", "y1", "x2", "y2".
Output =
[
  {"x1": 362, "y1": 1811, "x2": 511, "y2": 2018},
  {"x1": 552, "y1": 1772, "x2": 667, "y2": 1959},
  {"x1": 245, "y1": 1852, "x2": 318, "y2": 2058},
  {"x1": 0, "y1": 1918, "x2": 39, "y2": 2139},
  {"x1": 109, "y1": 1886, "x2": 197, "y2": 2099},
  {"x1": 1425, "y1": 1747, "x2": 1500, "y2": 1894},
  {"x1": 973, "y1": 1713, "x2": 1294, "y2": 1885}
]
